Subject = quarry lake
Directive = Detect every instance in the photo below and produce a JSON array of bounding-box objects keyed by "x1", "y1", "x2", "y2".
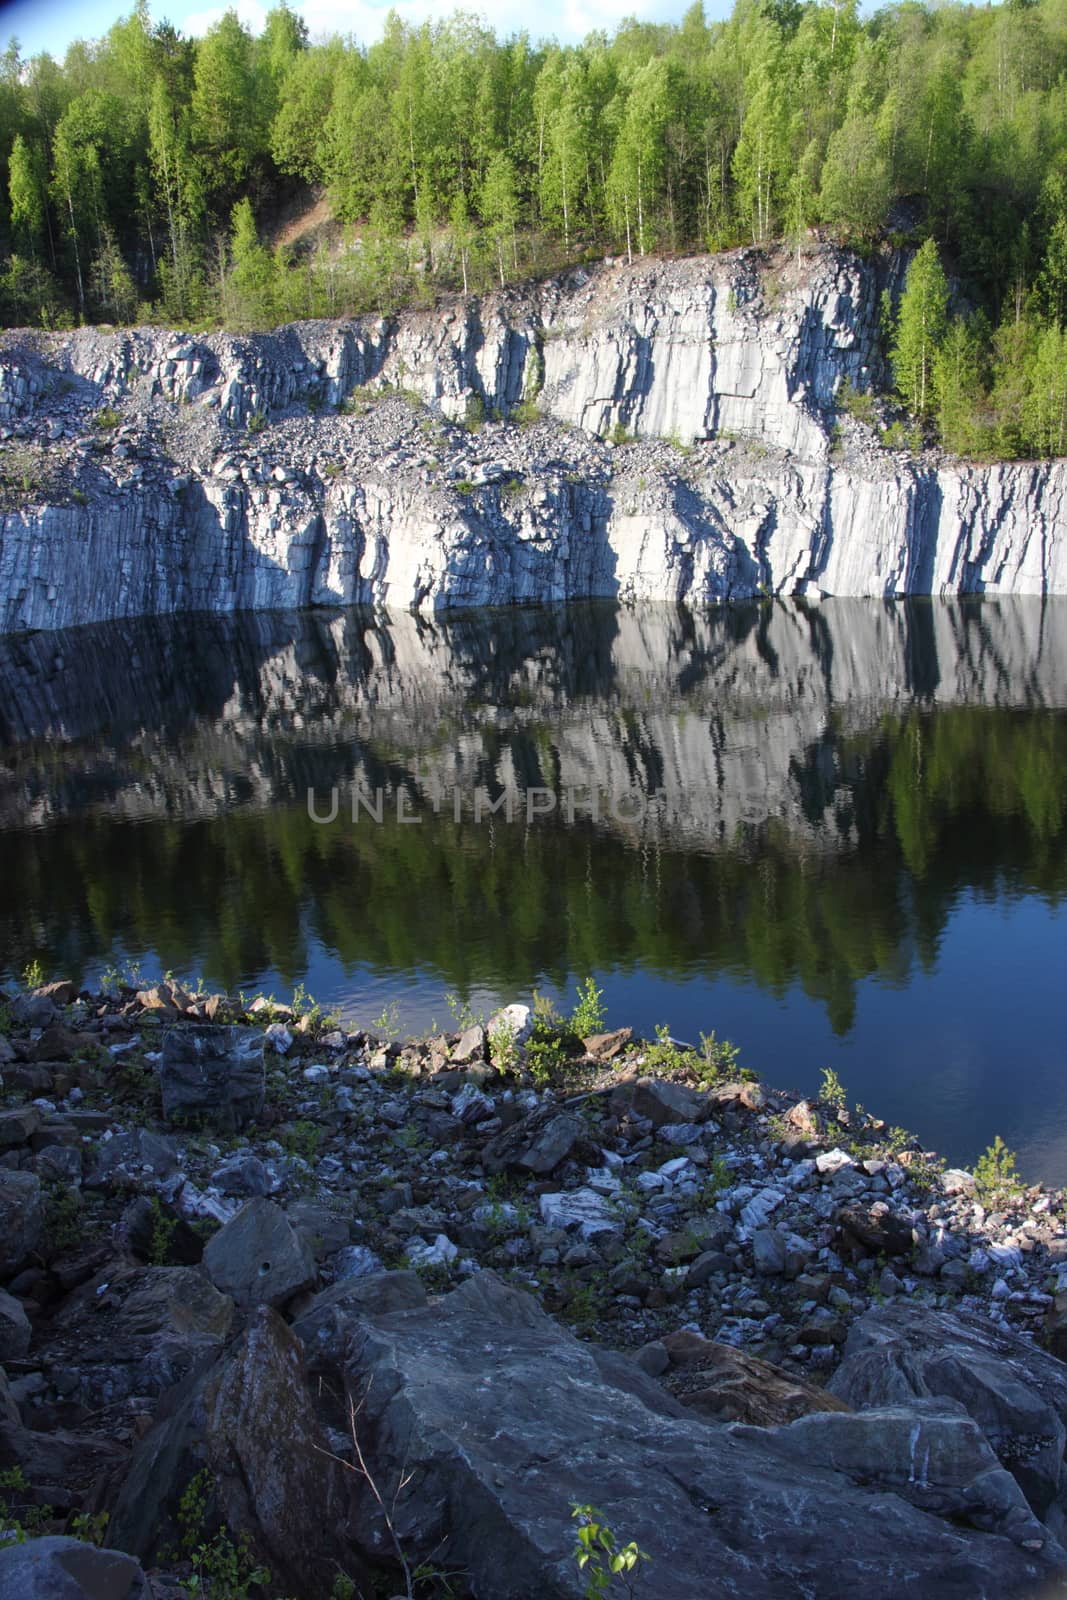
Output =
[{"x1": 2, "y1": 595, "x2": 1065, "y2": 1181}]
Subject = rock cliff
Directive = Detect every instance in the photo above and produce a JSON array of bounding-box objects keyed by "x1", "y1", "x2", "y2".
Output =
[{"x1": 0, "y1": 246, "x2": 1063, "y2": 634}]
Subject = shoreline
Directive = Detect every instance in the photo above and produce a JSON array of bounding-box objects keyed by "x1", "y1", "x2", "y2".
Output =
[{"x1": 2, "y1": 971, "x2": 1067, "y2": 1594}]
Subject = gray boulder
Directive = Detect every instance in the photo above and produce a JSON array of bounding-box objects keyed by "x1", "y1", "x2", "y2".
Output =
[
  {"x1": 736, "y1": 1399, "x2": 1055, "y2": 1548},
  {"x1": 292, "y1": 1270, "x2": 427, "y2": 1365},
  {"x1": 0, "y1": 1287, "x2": 31, "y2": 1360},
  {"x1": 0, "y1": 1536, "x2": 147, "y2": 1600},
  {"x1": 203, "y1": 1199, "x2": 315, "y2": 1309},
  {"x1": 159, "y1": 1023, "x2": 264, "y2": 1132},
  {"x1": 29, "y1": 1264, "x2": 233, "y2": 1409},
  {"x1": 338, "y1": 1270, "x2": 1065, "y2": 1599},
  {"x1": 0, "y1": 1171, "x2": 43, "y2": 1279},
  {"x1": 483, "y1": 1108, "x2": 584, "y2": 1175},
  {"x1": 829, "y1": 1302, "x2": 1067, "y2": 1527},
  {"x1": 106, "y1": 1308, "x2": 368, "y2": 1600},
  {"x1": 210, "y1": 1151, "x2": 271, "y2": 1197}
]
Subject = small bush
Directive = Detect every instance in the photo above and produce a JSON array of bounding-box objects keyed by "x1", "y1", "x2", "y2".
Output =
[
  {"x1": 246, "y1": 410, "x2": 267, "y2": 434},
  {"x1": 92, "y1": 406, "x2": 121, "y2": 430},
  {"x1": 973, "y1": 1135, "x2": 1023, "y2": 1203}
]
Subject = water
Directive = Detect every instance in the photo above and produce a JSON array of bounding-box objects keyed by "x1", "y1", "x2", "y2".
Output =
[{"x1": 1, "y1": 596, "x2": 1065, "y2": 1179}]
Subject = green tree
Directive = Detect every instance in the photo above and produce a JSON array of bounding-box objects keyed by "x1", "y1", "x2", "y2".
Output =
[
  {"x1": 480, "y1": 150, "x2": 519, "y2": 287},
  {"x1": 890, "y1": 239, "x2": 950, "y2": 420},
  {"x1": 1023, "y1": 322, "x2": 1067, "y2": 458},
  {"x1": 225, "y1": 197, "x2": 275, "y2": 327},
  {"x1": 9, "y1": 134, "x2": 45, "y2": 256}
]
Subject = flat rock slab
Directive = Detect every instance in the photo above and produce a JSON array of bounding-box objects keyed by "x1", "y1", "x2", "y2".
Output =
[
  {"x1": 159, "y1": 1023, "x2": 264, "y2": 1131},
  {"x1": 341, "y1": 1270, "x2": 1065, "y2": 1599}
]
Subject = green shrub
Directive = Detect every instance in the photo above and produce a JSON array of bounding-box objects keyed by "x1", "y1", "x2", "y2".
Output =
[
  {"x1": 92, "y1": 406, "x2": 121, "y2": 430},
  {"x1": 973, "y1": 1135, "x2": 1023, "y2": 1203}
]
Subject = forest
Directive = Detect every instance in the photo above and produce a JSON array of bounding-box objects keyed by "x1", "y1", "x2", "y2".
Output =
[{"x1": 0, "y1": 0, "x2": 1065, "y2": 457}]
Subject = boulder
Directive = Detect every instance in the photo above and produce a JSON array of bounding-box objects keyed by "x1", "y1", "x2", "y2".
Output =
[
  {"x1": 106, "y1": 1308, "x2": 367, "y2": 1600},
  {"x1": 336, "y1": 1269, "x2": 1064, "y2": 1598},
  {"x1": 9, "y1": 994, "x2": 57, "y2": 1030},
  {"x1": 210, "y1": 1151, "x2": 271, "y2": 1197},
  {"x1": 658, "y1": 1331, "x2": 851, "y2": 1427},
  {"x1": 29, "y1": 1264, "x2": 234, "y2": 1409},
  {"x1": 751, "y1": 1225, "x2": 816, "y2": 1278},
  {"x1": 613, "y1": 1075, "x2": 709, "y2": 1127},
  {"x1": 450, "y1": 1023, "x2": 487, "y2": 1064},
  {"x1": 838, "y1": 1203, "x2": 916, "y2": 1259},
  {"x1": 0, "y1": 1536, "x2": 147, "y2": 1600},
  {"x1": 829, "y1": 1302, "x2": 1067, "y2": 1526},
  {"x1": 159, "y1": 1023, "x2": 265, "y2": 1132},
  {"x1": 0, "y1": 1107, "x2": 42, "y2": 1150},
  {"x1": 0, "y1": 1287, "x2": 31, "y2": 1360},
  {"x1": 482, "y1": 1108, "x2": 584, "y2": 1175},
  {"x1": 737, "y1": 1400, "x2": 1055, "y2": 1548},
  {"x1": 0, "y1": 1171, "x2": 43, "y2": 1279},
  {"x1": 292, "y1": 1271, "x2": 427, "y2": 1365},
  {"x1": 203, "y1": 1199, "x2": 315, "y2": 1310},
  {"x1": 84, "y1": 1128, "x2": 180, "y2": 1188}
]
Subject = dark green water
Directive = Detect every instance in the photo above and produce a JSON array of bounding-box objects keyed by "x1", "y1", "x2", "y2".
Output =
[{"x1": 1, "y1": 597, "x2": 1065, "y2": 1178}]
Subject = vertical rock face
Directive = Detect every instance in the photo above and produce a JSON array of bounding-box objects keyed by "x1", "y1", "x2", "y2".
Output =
[{"x1": 0, "y1": 246, "x2": 1063, "y2": 633}]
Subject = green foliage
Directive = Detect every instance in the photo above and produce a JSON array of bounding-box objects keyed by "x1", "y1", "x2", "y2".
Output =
[
  {"x1": 0, "y1": 1466, "x2": 53, "y2": 1543},
  {"x1": 973, "y1": 1135, "x2": 1024, "y2": 1204},
  {"x1": 176, "y1": 1469, "x2": 273, "y2": 1599},
  {"x1": 889, "y1": 240, "x2": 950, "y2": 421},
  {"x1": 569, "y1": 976, "x2": 606, "y2": 1037},
  {"x1": 246, "y1": 409, "x2": 267, "y2": 434},
  {"x1": 819, "y1": 1065, "x2": 847, "y2": 1108},
  {"x1": 22, "y1": 957, "x2": 45, "y2": 988},
  {"x1": 571, "y1": 1504, "x2": 650, "y2": 1597},
  {"x1": 0, "y1": 0, "x2": 1056, "y2": 462},
  {"x1": 92, "y1": 407, "x2": 122, "y2": 431},
  {"x1": 279, "y1": 1119, "x2": 325, "y2": 1164},
  {"x1": 148, "y1": 1195, "x2": 178, "y2": 1264},
  {"x1": 42, "y1": 1183, "x2": 83, "y2": 1257}
]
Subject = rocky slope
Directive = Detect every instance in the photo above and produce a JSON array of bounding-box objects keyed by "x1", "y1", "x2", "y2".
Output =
[
  {"x1": 0, "y1": 246, "x2": 1064, "y2": 635},
  {"x1": 1, "y1": 978, "x2": 1067, "y2": 1596}
]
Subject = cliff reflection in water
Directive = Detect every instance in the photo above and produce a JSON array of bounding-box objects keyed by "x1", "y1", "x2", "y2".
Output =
[{"x1": 0, "y1": 596, "x2": 1064, "y2": 1044}]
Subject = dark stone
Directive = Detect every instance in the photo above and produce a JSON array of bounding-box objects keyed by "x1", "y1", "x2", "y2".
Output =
[
  {"x1": 0, "y1": 1171, "x2": 43, "y2": 1280},
  {"x1": 0, "y1": 1536, "x2": 147, "y2": 1600},
  {"x1": 335, "y1": 1269, "x2": 1063, "y2": 1598},
  {"x1": 830, "y1": 1302, "x2": 1067, "y2": 1526},
  {"x1": 106, "y1": 1308, "x2": 369, "y2": 1600},
  {"x1": 159, "y1": 1024, "x2": 265, "y2": 1132}
]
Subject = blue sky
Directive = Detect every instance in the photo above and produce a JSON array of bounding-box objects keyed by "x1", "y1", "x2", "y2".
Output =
[{"x1": 0, "y1": 0, "x2": 710, "y2": 58}]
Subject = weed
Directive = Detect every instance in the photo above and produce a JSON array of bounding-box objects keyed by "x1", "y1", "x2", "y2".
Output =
[
  {"x1": 569, "y1": 976, "x2": 606, "y2": 1038},
  {"x1": 42, "y1": 1183, "x2": 83, "y2": 1257},
  {"x1": 92, "y1": 406, "x2": 121, "y2": 430},
  {"x1": 280, "y1": 1119, "x2": 326, "y2": 1165},
  {"x1": 973, "y1": 1135, "x2": 1024, "y2": 1204},
  {"x1": 839, "y1": 379, "x2": 877, "y2": 426},
  {"x1": 608, "y1": 421, "x2": 635, "y2": 446},
  {"x1": 0, "y1": 1466, "x2": 53, "y2": 1543},
  {"x1": 176, "y1": 1469, "x2": 273, "y2": 1599},
  {"x1": 489, "y1": 1018, "x2": 519, "y2": 1071},
  {"x1": 445, "y1": 992, "x2": 483, "y2": 1031},
  {"x1": 148, "y1": 1196, "x2": 178, "y2": 1265},
  {"x1": 371, "y1": 999, "x2": 401, "y2": 1039},
  {"x1": 246, "y1": 410, "x2": 267, "y2": 434},
  {"x1": 571, "y1": 1504, "x2": 649, "y2": 1597},
  {"x1": 818, "y1": 1066, "x2": 847, "y2": 1108},
  {"x1": 455, "y1": 478, "x2": 476, "y2": 494},
  {"x1": 695, "y1": 1030, "x2": 740, "y2": 1084},
  {"x1": 21, "y1": 958, "x2": 44, "y2": 988}
]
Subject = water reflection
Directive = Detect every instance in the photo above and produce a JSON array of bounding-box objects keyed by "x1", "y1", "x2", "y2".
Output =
[{"x1": 1, "y1": 597, "x2": 1065, "y2": 1172}]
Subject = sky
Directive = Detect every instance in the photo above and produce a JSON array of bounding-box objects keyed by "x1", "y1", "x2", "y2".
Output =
[{"x1": 0, "y1": 0, "x2": 707, "y2": 58}]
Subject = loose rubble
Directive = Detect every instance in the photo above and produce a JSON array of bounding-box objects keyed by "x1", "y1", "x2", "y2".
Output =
[{"x1": 0, "y1": 973, "x2": 1066, "y2": 1597}]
